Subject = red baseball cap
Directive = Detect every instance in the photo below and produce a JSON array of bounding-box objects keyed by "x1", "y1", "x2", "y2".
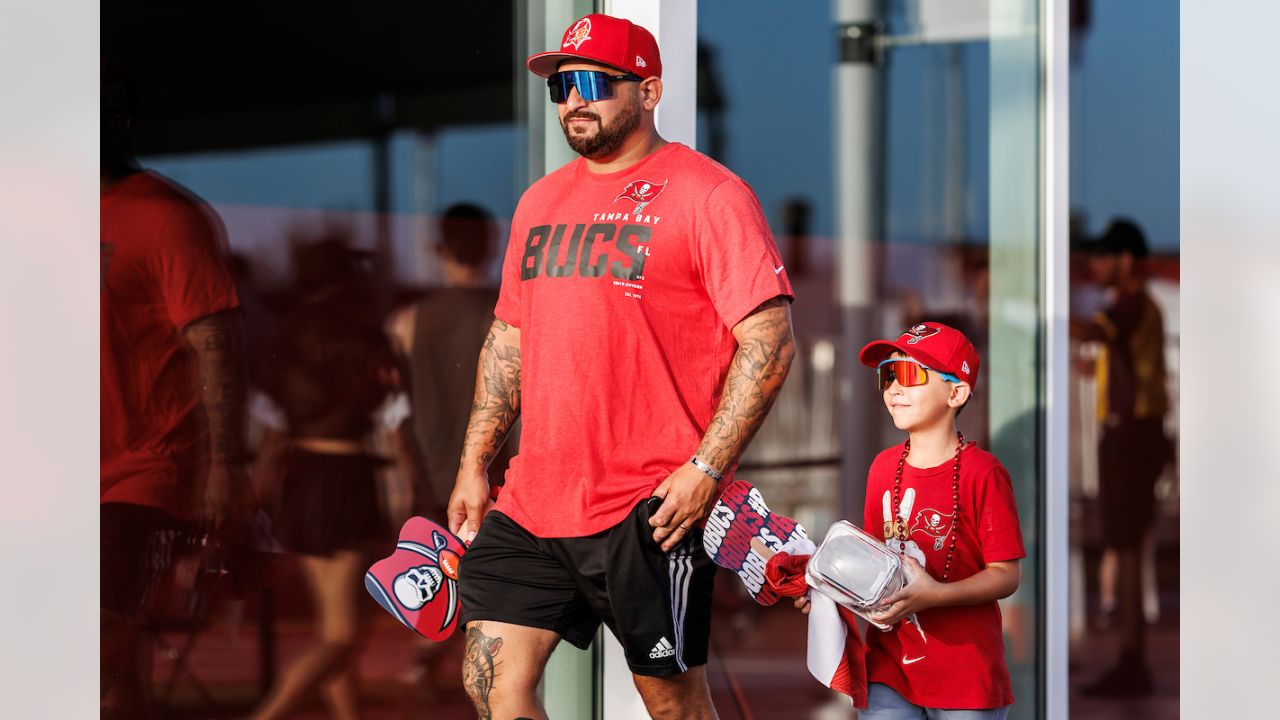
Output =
[
  {"x1": 526, "y1": 14, "x2": 662, "y2": 79},
  {"x1": 858, "y1": 322, "x2": 981, "y2": 389}
]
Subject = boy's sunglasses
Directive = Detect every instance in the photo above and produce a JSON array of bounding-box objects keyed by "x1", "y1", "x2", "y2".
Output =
[
  {"x1": 876, "y1": 357, "x2": 960, "y2": 391},
  {"x1": 547, "y1": 69, "x2": 643, "y2": 104}
]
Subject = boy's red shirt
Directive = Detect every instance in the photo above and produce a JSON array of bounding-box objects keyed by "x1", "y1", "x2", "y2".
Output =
[{"x1": 861, "y1": 441, "x2": 1026, "y2": 709}]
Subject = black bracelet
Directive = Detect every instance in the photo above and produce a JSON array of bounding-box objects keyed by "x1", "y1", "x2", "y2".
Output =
[{"x1": 689, "y1": 456, "x2": 724, "y2": 482}]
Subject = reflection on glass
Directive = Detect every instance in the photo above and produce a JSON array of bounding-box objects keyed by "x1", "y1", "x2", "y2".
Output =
[{"x1": 102, "y1": 4, "x2": 520, "y2": 718}]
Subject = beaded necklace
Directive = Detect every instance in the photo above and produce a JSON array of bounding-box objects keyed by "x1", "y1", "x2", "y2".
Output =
[{"x1": 891, "y1": 430, "x2": 965, "y2": 582}]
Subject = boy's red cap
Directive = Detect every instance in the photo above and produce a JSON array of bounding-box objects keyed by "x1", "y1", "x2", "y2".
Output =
[
  {"x1": 526, "y1": 14, "x2": 662, "y2": 79},
  {"x1": 858, "y1": 322, "x2": 981, "y2": 389}
]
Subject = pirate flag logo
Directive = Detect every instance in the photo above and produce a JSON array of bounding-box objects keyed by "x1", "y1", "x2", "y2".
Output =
[
  {"x1": 902, "y1": 323, "x2": 941, "y2": 345},
  {"x1": 911, "y1": 508, "x2": 955, "y2": 551},
  {"x1": 615, "y1": 179, "x2": 668, "y2": 214},
  {"x1": 366, "y1": 517, "x2": 467, "y2": 641}
]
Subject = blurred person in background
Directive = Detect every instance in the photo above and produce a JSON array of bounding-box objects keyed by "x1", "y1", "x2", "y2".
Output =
[
  {"x1": 101, "y1": 60, "x2": 251, "y2": 720},
  {"x1": 249, "y1": 235, "x2": 424, "y2": 720},
  {"x1": 230, "y1": 251, "x2": 277, "y2": 390},
  {"x1": 1072, "y1": 218, "x2": 1172, "y2": 696},
  {"x1": 387, "y1": 202, "x2": 513, "y2": 521},
  {"x1": 385, "y1": 202, "x2": 514, "y2": 694}
]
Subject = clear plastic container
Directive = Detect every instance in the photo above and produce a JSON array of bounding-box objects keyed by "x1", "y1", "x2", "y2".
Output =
[{"x1": 805, "y1": 520, "x2": 912, "y2": 630}]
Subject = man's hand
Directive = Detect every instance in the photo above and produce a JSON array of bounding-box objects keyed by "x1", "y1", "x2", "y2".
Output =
[
  {"x1": 649, "y1": 462, "x2": 720, "y2": 552},
  {"x1": 869, "y1": 555, "x2": 943, "y2": 626},
  {"x1": 448, "y1": 468, "x2": 492, "y2": 544}
]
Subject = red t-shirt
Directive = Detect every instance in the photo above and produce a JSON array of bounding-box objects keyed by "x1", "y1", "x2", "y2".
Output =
[
  {"x1": 101, "y1": 171, "x2": 240, "y2": 518},
  {"x1": 493, "y1": 143, "x2": 793, "y2": 537},
  {"x1": 861, "y1": 442, "x2": 1026, "y2": 709}
]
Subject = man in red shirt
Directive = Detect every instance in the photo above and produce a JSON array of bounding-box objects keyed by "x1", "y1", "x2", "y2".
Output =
[
  {"x1": 101, "y1": 64, "x2": 250, "y2": 719},
  {"x1": 448, "y1": 14, "x2": 796, "y2": 719}
]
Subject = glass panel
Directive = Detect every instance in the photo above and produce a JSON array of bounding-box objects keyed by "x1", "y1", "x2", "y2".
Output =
[
  {"x1": 695, "y1": 0, "x2": 1045, "y2": 716},
  {"x1": 519, "y1": 2, "x2": 601, "y2": 718},
  {"x1": 1066, "y1": 1, "x2": 1180, "y2": 716},
  {"x1": 102, "y1": 5, "x2": 521, "y2": 718}
]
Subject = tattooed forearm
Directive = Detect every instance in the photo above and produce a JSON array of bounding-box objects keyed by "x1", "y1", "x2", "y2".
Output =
[
  {"x1": 462, "y1": 625, "x2": 505, "y2": 720},
  {"x1": 184, "y1": 312, "x2": 248, "y2": 464},
  {"x1": 696, "y1": 297, "x2": 796, "y2": 472},
  {"x1": 460, "y1": 319, "x2": 522, "y2": 470}
]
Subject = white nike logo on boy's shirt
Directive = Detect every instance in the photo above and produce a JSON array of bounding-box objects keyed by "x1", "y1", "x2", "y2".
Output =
[
  {"x1": 902, "y1": 655, "x2": 925, "y2": 665},
  {"x1": 774, "y1": 265, "x2": 785, "y2": 275}
]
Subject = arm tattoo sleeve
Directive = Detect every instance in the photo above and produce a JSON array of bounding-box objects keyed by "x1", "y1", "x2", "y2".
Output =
[
  {"x1": 696, "y1": 296, "x2": 796, "y2": 472},
  {"x1": 184, "y1": 312, "x2": 248, "y2": 464},
  {"x1": 460, "y1": 319, "x2": 522, "y2": 470}
]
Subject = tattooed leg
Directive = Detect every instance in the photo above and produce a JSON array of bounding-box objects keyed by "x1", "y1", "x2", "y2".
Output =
[
  {"x1": 459, "y1": 621, "x2": 558, "y2": 720},
  {"x1": 462, "y1": 625, "x2": 503, "y2": 719}
]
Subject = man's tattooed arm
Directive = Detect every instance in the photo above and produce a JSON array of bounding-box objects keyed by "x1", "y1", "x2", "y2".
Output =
[
  {"x1": 184, "y1": 310, "x2": 251, "y2": 526},
  {"x1": 462, "y1": 624, "x2": 505, "y2": 720},
  {"x1": 459, "y1": 318, "x2": 522, "y2": 472},
  {"x1": 696, "y1": 296, "x2": 796, "y2": 472}
]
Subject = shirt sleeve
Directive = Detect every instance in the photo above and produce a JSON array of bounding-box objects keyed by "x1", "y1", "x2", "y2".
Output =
[
  {"x1": 153, "y1": 200, "x2": 240, "y2": 330},
  {"x1": 693, "y1": 179, "x2": 795, "y2": 330},
  {"x1": 493, "y1": 216, "x2": 525, "y2": 328},
  {"x1": 974, "y1": 461, "x2": 1027, "y2": 563}
]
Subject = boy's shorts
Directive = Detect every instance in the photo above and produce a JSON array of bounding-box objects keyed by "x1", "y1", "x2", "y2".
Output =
[{"x1": 458, "y1": 497, "x2": 715, "y2": 677}]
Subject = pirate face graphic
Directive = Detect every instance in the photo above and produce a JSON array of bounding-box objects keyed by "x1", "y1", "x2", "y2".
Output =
[
  {"x1": 563, "y1": 17, "x2": 592, "y2": 50},
  {"x1": 393, "y1": 565, "x2": 443, "y2": 611},
  {"x1": 366, "y1": 521, "x2": 466, "y2": 640}
]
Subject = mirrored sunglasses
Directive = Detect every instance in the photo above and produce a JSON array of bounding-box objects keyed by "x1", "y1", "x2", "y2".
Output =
[
  {"x1": 547, "y1": 69, "x2": 643, "y2": 103},
  {"x1": 876, "y1": 357, "x2": 960, "y2": 391}
]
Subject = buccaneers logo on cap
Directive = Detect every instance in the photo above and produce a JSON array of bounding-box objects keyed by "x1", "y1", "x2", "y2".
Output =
[
  {"x1": 902, "y1": 323, "x2": 940, "y2": 345},
  {"x1": 615, "y1": 179, "x2": 667, "y2": 213},
  {"x1": 563, "y1": 17, "x2": 592, "y2": 50}
]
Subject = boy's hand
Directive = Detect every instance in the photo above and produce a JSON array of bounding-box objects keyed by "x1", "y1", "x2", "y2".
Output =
[
  {"x1": 793, "y1": 594, "x2": 811, "y2": 615},
  {"x1": 869, "y1": 555, "x2": 942, "y2": 625}
]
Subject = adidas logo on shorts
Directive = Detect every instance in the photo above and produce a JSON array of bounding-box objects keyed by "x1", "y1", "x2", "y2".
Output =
[{"x1": 649, "y1": 637, "x2": 676, "y2": 659}]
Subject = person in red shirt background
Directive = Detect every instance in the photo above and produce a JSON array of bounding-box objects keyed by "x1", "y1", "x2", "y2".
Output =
[
  {"x1": 100, "y1": 62, "x2": 251, "y2": 719},
  {"x1": 856, "y1": 322, "x2": 1025, "y2": 719}
]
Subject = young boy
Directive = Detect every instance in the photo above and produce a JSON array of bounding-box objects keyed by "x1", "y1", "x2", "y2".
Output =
[{"x1": 855, "y1": 321, "x2": 1025, "y2": 719}]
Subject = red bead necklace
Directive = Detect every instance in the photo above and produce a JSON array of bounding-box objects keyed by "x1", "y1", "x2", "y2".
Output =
[{"x1": 891, "y1": 430, "x2": 965, "y2": 582}]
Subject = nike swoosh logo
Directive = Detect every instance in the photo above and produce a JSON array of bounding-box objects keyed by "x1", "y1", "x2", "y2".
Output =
[
  {"x1": 774, "y1": 265, "x2": 785, "y2": 275},
  {"x1": 902, "y1": 656, "x2": 925, "y2": 665}
]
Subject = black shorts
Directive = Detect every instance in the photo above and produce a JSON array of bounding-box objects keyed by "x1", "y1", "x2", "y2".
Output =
[
  {"x1": 1098, "y1": 419, "x2": 1170, "y2": 548},
  {"x1": 458, "y1": 497, "x2": 715, "y2": 677},
  {"x1": 271, "y1": 449, "x2": 388, "y2": 556}
]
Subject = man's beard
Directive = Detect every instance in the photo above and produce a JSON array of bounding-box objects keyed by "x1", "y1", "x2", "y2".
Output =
[{"x1": 560, "y1": 97, "x2": 642, "y2": 160}]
